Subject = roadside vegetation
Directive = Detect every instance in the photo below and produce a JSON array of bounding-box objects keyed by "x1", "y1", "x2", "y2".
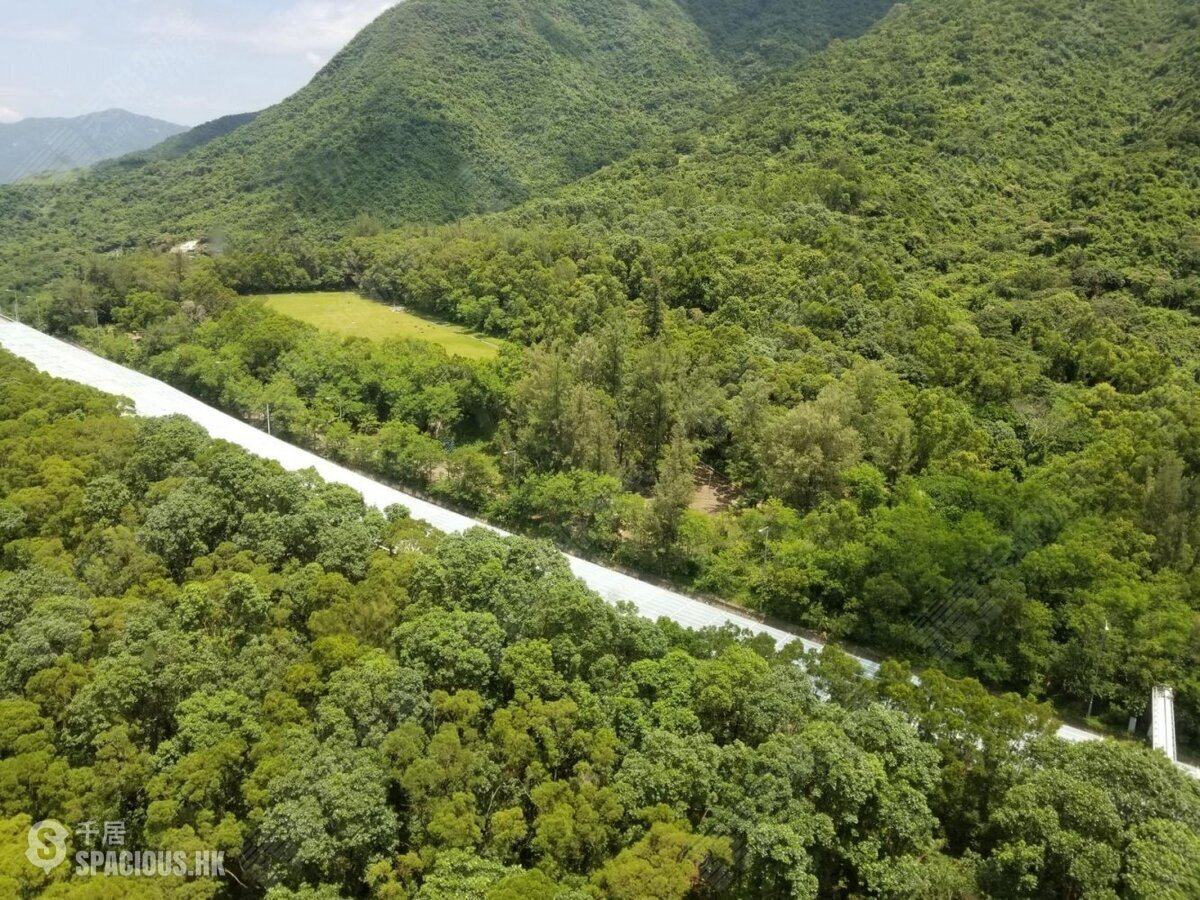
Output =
[{"x1": 2, "y1": 351, "x2": 1199, "y2": 899}]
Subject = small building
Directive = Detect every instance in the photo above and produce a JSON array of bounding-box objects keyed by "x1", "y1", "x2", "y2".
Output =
[{"x1": 169, "y1": 239, "x2": 202, "y2": 255}]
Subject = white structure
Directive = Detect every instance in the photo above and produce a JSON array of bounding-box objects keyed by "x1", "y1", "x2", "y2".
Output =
[
  {"x1": 169, "y1": 239, "x2": 202, "y2": 255},
  {"x1": 1150, "y1": 685, "x2": 1178, "y2": 763}
]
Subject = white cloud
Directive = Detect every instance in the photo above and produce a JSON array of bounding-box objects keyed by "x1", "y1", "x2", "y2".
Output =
[
  {"x1": 254, "y1": 1, "x2": 402, "y2": 53},
  {"x1": 0, "y1": 107, "x2": 22, "y2": 124},
  {"x1": 143, "y1": 1, "x2": 401, "y2": 58}
]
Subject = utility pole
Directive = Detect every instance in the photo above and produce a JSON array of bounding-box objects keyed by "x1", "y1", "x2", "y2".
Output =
[
  {"x1": 266, "y1": 403, "x2": 272, "y2": 436},
  {"x1": 1086, "y1": 618, "x2": 1111, "y2": 718}
]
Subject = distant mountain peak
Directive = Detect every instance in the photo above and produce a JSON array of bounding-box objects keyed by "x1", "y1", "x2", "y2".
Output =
[
  {"x1": 0, "y1": 109, "x2": 186, "y2": 185},
  {"x1": 0, "y1": 0, "x2": 896, "y2": 242}
]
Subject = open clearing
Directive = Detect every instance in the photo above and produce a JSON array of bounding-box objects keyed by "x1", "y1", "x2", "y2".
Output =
[
  {"x1": 690, "y1": 463, "x2": 738, "y2": 514},
  {"x1": 258, "y1": 291, "x2": 499, "y2": 360}
]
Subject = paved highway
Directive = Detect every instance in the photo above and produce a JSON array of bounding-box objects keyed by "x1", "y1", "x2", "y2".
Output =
[
  {"x1": 9, "y1": 317, "x2": 1196, "y2": 772},
  {"x1": 0, "y1": 320, "x2": 827, "y2": 648}
]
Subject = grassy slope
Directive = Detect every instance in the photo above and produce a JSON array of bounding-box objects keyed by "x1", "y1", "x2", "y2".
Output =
[{"x1": 259, "y1": 291, "x2": 499, "y2": 360}]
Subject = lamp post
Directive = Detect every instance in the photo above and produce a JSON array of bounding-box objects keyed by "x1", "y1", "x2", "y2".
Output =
[{"x1": 758, "y1": 525, "x2": 772, "y2": 562}]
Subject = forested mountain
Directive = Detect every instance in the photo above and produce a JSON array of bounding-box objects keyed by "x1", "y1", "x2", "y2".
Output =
[
  {"x1": 0, "y1": 0, "x2": 893, "y2": 280},
  {"x1": 0, "y1": 109, "x2": 184, "y2": 185},
  {"x1": 3, "y1": 350, "x2": 1199, "y2": 898},
  {"x1": 5, "y1": 0, "x2": 1200, "y2": 893},
  {"x1": 29, "y1": 0, "x2": 1200, "y2": 753}
]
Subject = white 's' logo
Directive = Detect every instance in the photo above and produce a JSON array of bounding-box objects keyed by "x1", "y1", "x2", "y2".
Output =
[{"x1": 26, "y1": 819, "x2": 69, "y2": 872}]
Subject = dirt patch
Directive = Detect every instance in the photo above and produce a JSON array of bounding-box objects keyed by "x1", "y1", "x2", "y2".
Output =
[{"x1": 690, "y1": 464, "x2": 737, "y2": 514}]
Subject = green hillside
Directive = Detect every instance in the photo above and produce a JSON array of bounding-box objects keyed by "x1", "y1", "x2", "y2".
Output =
[
  {"x1": 43, "y1": 0, "x2": 1200, "y2": 746},
  {"x1": 508, "y1": 0, "x2": 1197, "y2": 290},
  {"x1": 128, "y1": 110, "x2": 260, "y2": 162},
  {"x1": 0, "y1": 0, "x2": 892, "y2": 285}
]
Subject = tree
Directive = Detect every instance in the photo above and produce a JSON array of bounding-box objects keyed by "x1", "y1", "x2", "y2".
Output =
[
  {"x1": 530, "y1": 774, "x2": 623, "y2": 876},
  {"x1": 632, "y1": 428, "x2": 694, "y2": 573},
  {"x1": 316, "y1": 650, "x2": 427, "y2": 746},
  {"x1": 435, "y1": 446, "x2": 502, "y2": 508},
  {"x1": 253, "y1": 733, "x2": 399, "y2": 890},
  {"x1": 589, "y1": 813, "x2": 731, "y2": 900},
  {"x1": 138, "y1": 479, "x2": 231, "y2": 575},
  {"x1": 618, "y1": 343, "x2": 682, "y2": 487},
  {"x1": 375, "y1": 421, "x2": 444, "y2": 486},
  {"x1": 393, "y1": 608, "x2": 505, "y2": 694},
  {"x1": 758, "y1": 400, "x2": 862, "y2": 510},
  {"x1": 511, "y1": 348, "x2": 576, "y2": 473},
  {"x1": 1123, "y1": 819, "x2": 1200, "y2": 899},
  {"x1": 979, "y1": 770, "x2": 1124, "y2": 899}
]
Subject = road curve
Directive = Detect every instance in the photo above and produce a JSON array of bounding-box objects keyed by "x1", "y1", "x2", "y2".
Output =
[{"x1": 9, "y1": 318, "x2": 1194, "y2": 771}]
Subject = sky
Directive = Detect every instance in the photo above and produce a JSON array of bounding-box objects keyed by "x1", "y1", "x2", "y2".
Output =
[{"x1": 0, "y1": 1, "x2": 402, "y2": 126}]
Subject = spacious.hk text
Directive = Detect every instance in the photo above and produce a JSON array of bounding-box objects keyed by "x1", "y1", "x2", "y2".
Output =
[{"x1": 75, "y1": 849, "x2": 225, "y2": 877}]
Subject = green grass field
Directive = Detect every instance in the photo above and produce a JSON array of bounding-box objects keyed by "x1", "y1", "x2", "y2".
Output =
[{"x1": 258, "y1": 292, "x2": 499, "y2": 360}]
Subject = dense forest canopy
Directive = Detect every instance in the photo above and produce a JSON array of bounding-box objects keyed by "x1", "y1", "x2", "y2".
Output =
[
  {"x1": 3, "y1": 0, "x2": 1200, "y2": 893},
  {"x1": 1, "y1": 352, "x2": 1199, "y2": 898},
  {"x1": 20, "y1": 0, "x2": 1200, "y2": 749}
]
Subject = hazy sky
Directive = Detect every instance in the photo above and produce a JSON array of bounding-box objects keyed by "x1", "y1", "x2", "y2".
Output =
[{"x1": 0, "y1": 1, "x2": 401, "y2": 126}]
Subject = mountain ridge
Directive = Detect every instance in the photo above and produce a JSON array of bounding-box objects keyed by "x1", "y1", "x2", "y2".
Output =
[
  {"x1": 0, "y1": 108, "x2": 185, "y2": 185},
  {"x1": 0, "y1": 0, "x2": 894, "y2": 283}
]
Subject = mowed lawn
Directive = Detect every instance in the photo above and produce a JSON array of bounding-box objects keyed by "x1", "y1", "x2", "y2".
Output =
[{"x1": 258, "y1": 292, "x2": 499, "y2": 360}]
